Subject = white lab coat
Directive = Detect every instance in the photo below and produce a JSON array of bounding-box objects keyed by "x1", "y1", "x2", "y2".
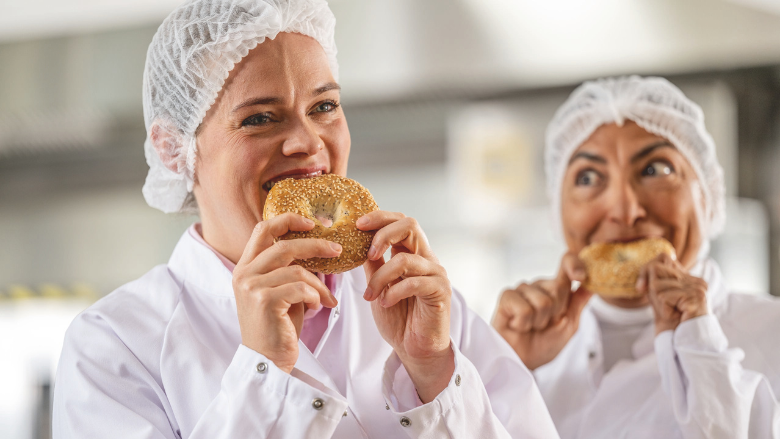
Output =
[
  {"x1": 534, "y1": 258, "x2": 780, "y2": 439},
  {"x1": 52, "y1": 226, "x2": 559, "y2": 439}
]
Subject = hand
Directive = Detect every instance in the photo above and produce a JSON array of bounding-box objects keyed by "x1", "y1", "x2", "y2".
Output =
[
  {"x1": 637, "y1": 253, "x2": 708, "y2": 334},
  {"x1": 357, "y1": 211, "x2": 453, "y2": 403},
  {"x1": 492, "y1": 253, "x2": 593, "y2": 370},
  {"x1": 232, "y1": 213, "x2": 340, "y2": 373}
]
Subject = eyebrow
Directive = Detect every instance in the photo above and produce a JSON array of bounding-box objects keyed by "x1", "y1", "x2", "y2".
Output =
[
  {"x1": 630, "y1": 140, "x2": 675, "y2": 163},
  {"x1": 313, "y1": 82, "x2": 341, "y2": 96},
  {"x1": 231, "y1": 82, "x2": 341, "y2": 113},
  {"x1": 568, "y1": 151, "x2": 607, "y2": 165}
]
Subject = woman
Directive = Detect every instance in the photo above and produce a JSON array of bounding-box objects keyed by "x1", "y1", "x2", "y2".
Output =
[
  {"x1": 52, "y1": 1, "x2": 558, "y2": 438},
  {"x1": 493, "y1": 76, "x2": 780, "y2": 438}
]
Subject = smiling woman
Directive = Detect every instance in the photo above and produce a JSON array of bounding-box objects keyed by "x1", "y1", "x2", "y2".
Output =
[
  {"x1": 492, "y1": 76, "x2": 780, "y2": 439},
  {"x1": 50, "y1": 1, "x2": 559, "y2": 438}
]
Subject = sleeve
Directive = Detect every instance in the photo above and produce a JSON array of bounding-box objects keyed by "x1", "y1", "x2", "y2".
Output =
[
  {"x1": 380, "y1": 290, "x2": 560, "y2": 439},
  {"x1": 655, "y1": 315, "x2": 780, "y2": 439},
  {"x1": 53, "y1": 313, "x2": 348, "y2": 439},
  {"x1": 382, "y1": 342, "x2": 513, "y2": 439}
]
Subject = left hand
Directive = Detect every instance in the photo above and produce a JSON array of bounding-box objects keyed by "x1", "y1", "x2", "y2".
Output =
[
  {"x1": 636, "y1": 253, "x2": 709, "y2": 334},
  {"x1": 357, "y1": 211, "x2": 454, "y2": 404}
]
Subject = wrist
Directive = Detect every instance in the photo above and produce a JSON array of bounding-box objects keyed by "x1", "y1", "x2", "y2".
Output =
[{"x1": 397, "y1": 346, "x2": 455, "y2": 404}]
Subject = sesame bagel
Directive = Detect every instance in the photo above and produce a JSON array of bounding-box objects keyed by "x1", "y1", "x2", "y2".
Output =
[
  {"x1": 262, "y1": 174, "x2": 379, "y2": 274},
  {"x1": 579, "y1": 237, "x2": 676, "y2": 299}
]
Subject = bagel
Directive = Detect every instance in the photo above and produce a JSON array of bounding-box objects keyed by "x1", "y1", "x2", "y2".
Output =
[
  {"x1": 579, "y1": 237, "x2": 676, "y2": 299},
  {"x1": 262, "y1": 174, "x2": 379, "y2": 274}
]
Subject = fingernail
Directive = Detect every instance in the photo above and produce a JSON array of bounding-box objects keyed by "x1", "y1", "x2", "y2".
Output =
[
  {"x1": 303, "y1": 218, "x2": 315, "y2": 226},
  {"x1": 573, "y1": 268, "x2": 586, "y2": 279},
  {"x1": 368, "y1": 245, "x2": 378, "y2": 260},
  {"x1": 330, "y1": 242, "x2": 342, "y2": 253},
  {"x1": 636, "y1": 276, "x2": 645, "y2": 290},
  {"x1": 364, "y1": 286, "x2": 374, "y2": 300},
  {"x1": 357, "y1": 217, "x2": 368, "y2": 227}
]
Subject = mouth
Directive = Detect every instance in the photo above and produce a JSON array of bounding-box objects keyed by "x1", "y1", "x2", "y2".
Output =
[
  {"x1": 608, "y1": 235, "x2": 656, "y2": 244},
  {"x1": 262, "y1": 167, "x2": 327, "y2": 192}
]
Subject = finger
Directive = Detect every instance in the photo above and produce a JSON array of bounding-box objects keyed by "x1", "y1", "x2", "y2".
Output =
[
  {"x1": 519, "y1": 286, "x2": 555, "y2": 330},
  {"x1": 239, "y1": 214, "x2": 316, "y2": 265},
  {"x1": 259, "y1": 265, "x2": 337, "y2": 308},
  {"x1": 355, "y1": 210, "x2": 405, "y2": 231},
  {"x1": 366, "y1": 216, "x2": 434, "y2": 261},
  {"x1": 565, "y1": 286, "x2": 594, "y2": 329},
  {"x1": 378, "y1": 276, "x2": 447, "y2": 308},
  {"x1": 494, "y1": 288, "x2": 535, "y2": 333},
  {"x1": 365, "y1": 252, "x2": 441, "y2": 301},
  {"x1": 551, "y1": 253, "x2": 585, "y2": 317},
  {"x1": 559, "y1": 253, "x2": 587, "y2": 283},
  {"x1": 362, "y1": 256, "x2": 386, "y2": 300},
  {"x1": 249, "y1": 238, "x2": 342, "y2": 274},
  {"x1": 264, "y1": 281, "x2": 327, "y2": 313},
  {"x1": 645, "y1": 259, "x2": 684, "y2": 281}
]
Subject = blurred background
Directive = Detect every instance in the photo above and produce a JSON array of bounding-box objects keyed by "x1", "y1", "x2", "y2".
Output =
[{"x1": 2, "y1": 0, "x2": 780, "y2": 437}]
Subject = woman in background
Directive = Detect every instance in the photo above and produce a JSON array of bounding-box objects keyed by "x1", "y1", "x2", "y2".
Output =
[{"x1": 493, "y1": 76, "x2": 780, "y2": 438}]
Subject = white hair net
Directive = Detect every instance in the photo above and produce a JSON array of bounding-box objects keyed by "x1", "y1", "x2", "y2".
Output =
[
  {"x1": 545, "y1": 76, "x2": 726, "y2": 240},
  {"x1": 142, "y1": 0, "x2": 338, "y2": 213}
]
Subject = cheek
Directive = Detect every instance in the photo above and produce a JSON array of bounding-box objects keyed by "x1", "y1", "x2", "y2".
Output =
[
  {"x1": 322, "y1": 118, "x2": 351, "y2": 174},
  {"x1": 561, "y1": 188, "x2": 603, "y2": 251}
]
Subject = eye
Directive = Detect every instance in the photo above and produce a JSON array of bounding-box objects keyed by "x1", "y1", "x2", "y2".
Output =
[
  {"x1": 241, "y1": 113, "x2": 273, "y2": 127},
  {"x1": 313, "y1": 100, "x2": 339, "y2": 113},
  {"x1": 575, "y1": 169, "x2": 602, "y2": 187},
  {"x1": 642, "y1": 161, "x2": 674, "y2": 177}
]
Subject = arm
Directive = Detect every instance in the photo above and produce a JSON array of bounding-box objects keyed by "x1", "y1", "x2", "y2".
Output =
[
  {"x1": 641, "y1": 255, "x2": 780, "y2": 438},
  {"x1": 655, "y1": 316, "x2": 780, "y2": 439},
  {"x1": 53, "y1": 313, "x2": 348, "y2": 439},
  {"x1": 358, "y1": 212, "x2": 560, "y2": 439}
]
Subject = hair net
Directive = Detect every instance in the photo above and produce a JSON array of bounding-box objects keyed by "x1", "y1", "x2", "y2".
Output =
[
  {"x1": 544, "y1": 75, "x2": 726, "y2": 240},
  {"x1": 142, "y1": 0, "x2": 338, "y2": 213}
]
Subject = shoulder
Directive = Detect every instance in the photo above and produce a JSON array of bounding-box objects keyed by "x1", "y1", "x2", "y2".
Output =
[
  {"x1": 717, "y1": 293, "x2": 780, "y2": 375},
  {"x1": 61, "y1": 264, "x2": 184, "y2": 375},
  {"x1": 717, "y1": 292, "x2": 780, "y2": 329}
]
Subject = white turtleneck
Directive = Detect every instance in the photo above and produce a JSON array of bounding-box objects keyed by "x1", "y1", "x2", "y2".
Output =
[{"x1": 589, "y1": 296, "x2": 654, "y2": 372}]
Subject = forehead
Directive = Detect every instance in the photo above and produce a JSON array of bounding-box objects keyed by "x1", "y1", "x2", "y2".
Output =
[
  {"x1": 219, "y1": 32, "x2": 334, "y2": 101},
  {"x1": 581, "y1": 121, "x2": 664, "y2": 150}
]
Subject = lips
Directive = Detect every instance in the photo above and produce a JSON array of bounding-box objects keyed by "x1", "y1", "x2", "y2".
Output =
[{"x1": 261, "y1": 168, "x2": 327, "y2": 192}]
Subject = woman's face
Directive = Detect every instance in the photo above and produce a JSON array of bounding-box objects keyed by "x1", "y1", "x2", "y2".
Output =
[
  {"x1": 193, "y1": 32, "x2": 350, "y2": 262},
  {"x1": 561, "y1": 121, "x2": 704, "y2": 307}
]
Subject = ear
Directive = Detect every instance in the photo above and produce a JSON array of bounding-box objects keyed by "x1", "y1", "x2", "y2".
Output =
[{"x1": 150, "y1": 121, "x2": 186, "y2": 174}]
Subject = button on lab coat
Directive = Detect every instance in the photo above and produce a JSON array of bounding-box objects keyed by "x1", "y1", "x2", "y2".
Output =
[
  {"x1": 534, "y1": 258, "x2": 780, "y2": 439},
  {"x1": 53, "y1": 228, "x2": 559, "y2": 438}
]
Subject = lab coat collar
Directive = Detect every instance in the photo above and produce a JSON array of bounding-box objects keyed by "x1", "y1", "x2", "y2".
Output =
[{"x1": 168, "y1": 224, "x2": 236, "y2": 298}]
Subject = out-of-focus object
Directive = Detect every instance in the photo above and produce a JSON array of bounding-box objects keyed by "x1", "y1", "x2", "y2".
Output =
[
  {"x1": 711, "y1": 198, "x2": 770, "y2": 296},
  {"x1": 579, "y1": 238, "x2": 676, "y2": 299},
  {"x1": 141, "y1": 0, "x2": 338, "y2": 214},
  {"x1": 0, "y1": 290, "x2": 93, "y2": 439},
  {"x1": 448, "y1": 104, "x2": 535, "y2": 229},
  {"x1": 545, "y1": 76, "x2": 726, "y2": 240}
]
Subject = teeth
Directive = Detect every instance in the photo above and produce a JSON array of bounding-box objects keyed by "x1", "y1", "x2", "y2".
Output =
[{"x1": 263, "y1": 170, "x2": 325, "y2": 192}]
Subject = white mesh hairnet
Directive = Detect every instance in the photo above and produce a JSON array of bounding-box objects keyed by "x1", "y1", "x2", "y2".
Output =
[
  {"x1": 545, "y1": 76, "x2": 726, "y2": 240},
  {"x1": 142, "y1": 0, "x2": 338, "y2": 213}
]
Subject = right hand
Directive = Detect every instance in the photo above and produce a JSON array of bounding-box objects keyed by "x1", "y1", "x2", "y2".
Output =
[
  {"x1": 232, "y1": 213, "x2": 341, "y2": 373},
  {"x1": 492, "y1": 253, "x2": 593, "y2": 370}
]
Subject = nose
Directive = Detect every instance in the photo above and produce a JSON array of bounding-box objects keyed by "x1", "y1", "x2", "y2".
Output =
[
  {"x1": 281, "y1": 117, "x2": 323, "y2": 157},
  {"x1": 605, "y1": 178, "x2": 646, "y2": 226}
]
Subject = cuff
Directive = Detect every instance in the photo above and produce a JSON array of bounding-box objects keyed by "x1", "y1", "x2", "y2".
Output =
[
  {"x1": 381, "y1": 341, "x2": 466, "y2": 436},
  {"x1": 673, "y1": 314, "x2": 728, "y2": 353},
  {"x1": 226, "y1": 345, "x2": 348, "y2": 423}
]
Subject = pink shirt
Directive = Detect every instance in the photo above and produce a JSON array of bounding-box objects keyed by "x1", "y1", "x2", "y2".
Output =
[{"x1": 188, "y1": 223, "x2": 338, "y2": 352}]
